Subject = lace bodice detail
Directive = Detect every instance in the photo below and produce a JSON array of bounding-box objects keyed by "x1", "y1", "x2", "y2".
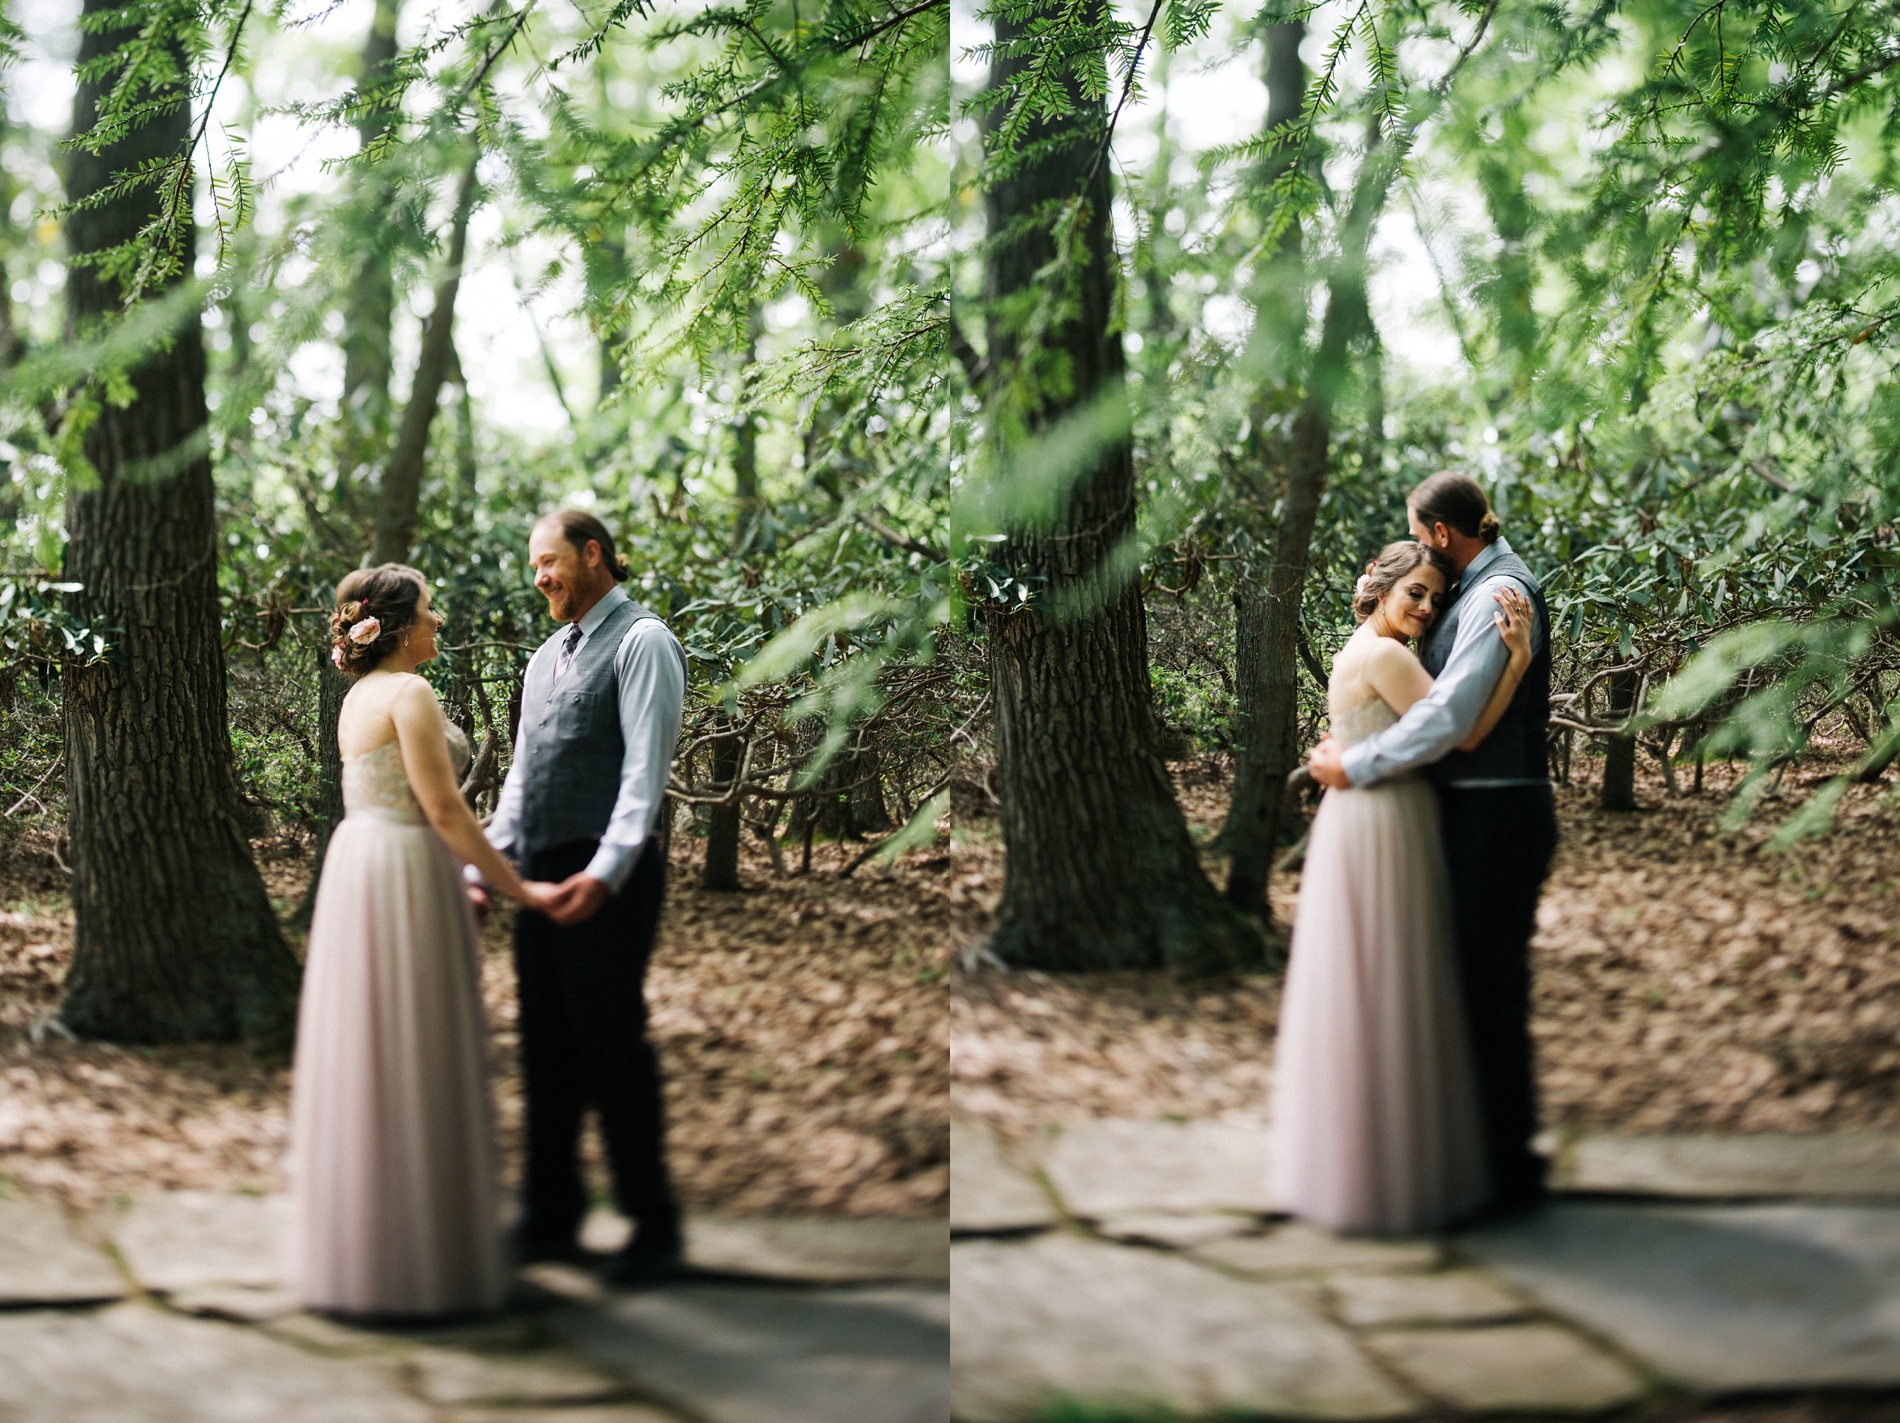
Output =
[
  {"x1": 342, "y1": 724, "x2": 470, "y2": 824},
  {"x1": 1330, "y1": 697, "x2": 1400, "y2": 749}
]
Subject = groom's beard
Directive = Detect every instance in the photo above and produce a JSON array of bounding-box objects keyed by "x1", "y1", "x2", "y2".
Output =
[{"x1": 540, "y1": 575, "x2": 605, "y2": 624}]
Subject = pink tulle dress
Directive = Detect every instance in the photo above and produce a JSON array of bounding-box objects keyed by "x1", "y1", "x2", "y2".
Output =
[
  {"x1": 1270, "y1": 696, "x2": 1489, "y2": 1235},
  {"x1": 289, "y1": 725, "x2": 504, "y2": 1315}
]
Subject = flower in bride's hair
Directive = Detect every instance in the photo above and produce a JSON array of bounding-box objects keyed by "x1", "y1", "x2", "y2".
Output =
[
  {"x1": 1355, "y1": 574, "x2": 1372, "y2": 599},
  {"x1": 331, "y1": 644, "x2": 346, "y2": 670},
  {"x1": 347, "y1": 616, "x2": 382, "y2": 645}
]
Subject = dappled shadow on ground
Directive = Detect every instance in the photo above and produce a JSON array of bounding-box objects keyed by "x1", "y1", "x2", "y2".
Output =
[
  {"x1": 0, "y1": 826, "x2": 956, "y2": 1215},
  {"x1": 954, "y1": 744, "x2": 1900, "y2": 1141}
]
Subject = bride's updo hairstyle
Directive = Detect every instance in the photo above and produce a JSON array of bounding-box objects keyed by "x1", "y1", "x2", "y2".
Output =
[
  {"x1": 330, "y1": 563, "x2": 427, "y2": 677},
  {"x1": 1409, "y1": 471, "x2": 1500, "y2": 545},
  {"x1": 1353, "y1": 541, "x2": 1455, "y2": 623}
]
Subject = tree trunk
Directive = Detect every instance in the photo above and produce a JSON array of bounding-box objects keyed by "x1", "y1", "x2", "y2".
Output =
[
  {"x1": 981, "y1": 1, "x2": 1258, "y2": 974},
  {"x1": 58, "y1": 0, "x2": 301, "y2": 1044},
  {"x1": 1218, "y1": 16, "x2": 1306, "y2": 905},
  {"x1": 448, "y1": 337, "x2": 477, "y2": 511},
  {"x1": 702, "y1": 309, "x2": 765, "y2": 886},
  {"x1": 1224, "y1": 110, "x2": 1390, "y2": 916},
  {"x1": 371, "y1": 158, "x2": 478, "y2": 566},
  {"x1": 732, "y1": 303, "x2": 763, "y2": 548},
  {"x1": 701, "y1": 725, "x2": 742, "y2": 890},
  {"x1": 1601, "y1": 668, "x2": 1639, "y2": 811},
  {"x1": 340, "y1": 0, "x2": 403, "y2": 463}
]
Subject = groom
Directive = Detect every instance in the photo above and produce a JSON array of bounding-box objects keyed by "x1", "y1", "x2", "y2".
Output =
[
  {"x1": 471, "y1": 507, "x2": 689, "y2": 1285},
  {"x1": 1309, "y1": 472, "x2": 1558, "y2": 1218}
]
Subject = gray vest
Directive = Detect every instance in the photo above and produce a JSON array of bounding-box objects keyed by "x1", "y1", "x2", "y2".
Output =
[
  {"x1": 1420, "y1": 545, "x2": 1552, "y2": 785},
  {"x1": 515, "y1": 596, "x2": 679, "y2": 855}
]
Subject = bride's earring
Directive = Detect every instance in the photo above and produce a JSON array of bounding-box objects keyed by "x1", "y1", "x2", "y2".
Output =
[{"x1": 402, "y1": 630, "x2": 409, "y2": 651}]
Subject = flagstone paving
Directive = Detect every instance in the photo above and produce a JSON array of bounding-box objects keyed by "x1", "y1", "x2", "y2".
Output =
[
  {"x1": 0, "y1": 1188, "x2": 946, "y2": 1423},
  {"x1": 950, "y1": 1114, "x2": 1900, "y2": 1420}
]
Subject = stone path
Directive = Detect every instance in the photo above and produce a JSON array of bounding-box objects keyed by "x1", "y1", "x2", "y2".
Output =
[
  {"x1": 951, "y1": 1115, "x2": 1900, "y2": 1420},
  {"x1": 0, "y1": 1190, "x2": 946, "y2": 1423}
]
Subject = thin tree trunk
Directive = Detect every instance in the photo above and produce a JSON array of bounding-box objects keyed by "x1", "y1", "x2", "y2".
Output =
[
  {"x1": 596, "y1": 231, "x2": 627, "y2": 409},
  {"x1": 1218, "y1": 14, "x2": 1306, "y2": 900},
  {"x1": 448, "y1": 337, "x2": 477, "y2": 510},
  {"x1": 1476, "y1": 138, "x2": 1537, "y2": 403},
  {"x1": 303, "y1": 158, "x2": 474, "y2": 926},
  {"x1": 371, "y1": 158, "x2": 478, "y2": 566},
  {"x1": 1225, "y1": 107, "x2": 1390, "y2": 917},
  {"x1": 340, "y1": 0, "x2": 403, "y2": 466},
  {"x1": 703, "y1": 309, "x2": 764, "y2": 888},
  {"x1": 1231, "y1": 66, "x2": 1413, "y2": 923},
  {"x1": 58, "y1": 0, "x2": 301, "y2": 1044},
  {"x1": 289, "y1": 646, "x2": 351, "y2": 930},
  {"x1": 981, "y1": 0, "x2": 1258, "y2": 974},
  {"x1": 1601, "y1": 668, "x2": 1639, "y2": 811},
  {"x1": 701, "y1": 729, "x2": 742, "y2": 890}
]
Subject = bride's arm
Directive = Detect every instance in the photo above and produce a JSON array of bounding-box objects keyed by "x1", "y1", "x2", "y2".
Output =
[
  {"x1": 391, "y1": 677, "x2": 543, "y2": 904},
  {"x1": 1457, "y1": 586, "x2": 1535, "y2": 751}
]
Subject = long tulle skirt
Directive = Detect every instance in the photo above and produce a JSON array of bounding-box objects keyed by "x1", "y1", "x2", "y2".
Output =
[
  {"x1": 1271, "y1": 778, "x2": 1488, "y2": 1235},
  {"x1": 289, "y1": 811, "x2": 504, "y2": 1315}
]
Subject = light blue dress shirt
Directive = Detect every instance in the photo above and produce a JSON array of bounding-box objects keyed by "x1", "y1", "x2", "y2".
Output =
[
  {"x1": 1338, "y1": 537, "x2": 1545, "y2": 790},
  {"x1": 484, "y1": 584, "x2": 686, "y2": 892}
]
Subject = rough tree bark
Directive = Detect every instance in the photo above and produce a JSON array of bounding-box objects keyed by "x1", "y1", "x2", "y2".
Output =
[
  {"x1": 371, "y1": 158, "x2": 478, "y2": 565},
  {"x1": 981, "y1": 1, "x2": 1258, "y2": 973},
  {"x1": 58, "y1": 0, "x2": 301, "y2": 1043}
]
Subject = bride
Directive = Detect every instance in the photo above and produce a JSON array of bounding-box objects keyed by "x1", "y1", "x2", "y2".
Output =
[
  {"x1": 291, "y1": 564, "x2": 557, "y2": 1317},
  {"x1": 1271, "y1": 540, "x2": 1533, "y2": 1235}
]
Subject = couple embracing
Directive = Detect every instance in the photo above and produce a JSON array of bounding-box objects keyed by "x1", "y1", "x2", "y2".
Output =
[
  {"x1": 288, "y1": 509, "x2": 687, "y2": 1317},
  {"x1": 1273, "y1": 472, "x2": 1559, "y2": 1235}
]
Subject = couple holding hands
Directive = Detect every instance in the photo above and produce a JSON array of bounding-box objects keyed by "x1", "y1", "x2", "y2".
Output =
[{"x1": 291, "y1": 508, "x2": 687, "y2": 1316}]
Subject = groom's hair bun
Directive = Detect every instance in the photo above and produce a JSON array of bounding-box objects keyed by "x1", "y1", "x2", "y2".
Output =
[
  {"x1": 541, "y1": 508, "x2": 630, "y2": 582},
  {"x1": 331, "y1": 563, "x2": 427, "y2": 677},
  {"x1": 1409, "y1": 472, "x2": 1499, "y2": 545},
  {"x1": 1354, "y1": 541, "x2": 1456, "y2": 623}
]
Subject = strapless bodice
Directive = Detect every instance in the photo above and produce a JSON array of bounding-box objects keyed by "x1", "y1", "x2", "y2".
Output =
[
  {"x1": 342, "y1": 724, "x2": 470, "y2": 825},
  {"x1": 1330, "y1": 697, "x2": 1399, "y2": 749}
]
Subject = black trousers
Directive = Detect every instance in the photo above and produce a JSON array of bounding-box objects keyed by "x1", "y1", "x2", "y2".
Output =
[
  {"x1": 1435, "y1": 783, "x2": 1558, "y2": 1211},
  {"x1": 514, "y1": 838, "x2": 678, "y2": 1242}
]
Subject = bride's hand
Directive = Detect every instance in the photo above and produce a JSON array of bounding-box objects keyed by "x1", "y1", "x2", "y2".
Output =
[
  {"x1": 515, "y1": 880, "x2": 564, "y2": 917},
  {"x1": 1492, "y1": 586, "x2": 1534, "y2": 666}
]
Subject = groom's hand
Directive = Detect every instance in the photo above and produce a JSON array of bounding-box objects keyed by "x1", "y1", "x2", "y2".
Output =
[
  {"x1": 547, "y1": 873, "x2": 611, "y2": 926},
  {"x1": 1309, "y1": 737, "x2": 1352, "y2": 790},
  {"x1": 465, "y1": 883, "x2": 491, "y2": 924}
]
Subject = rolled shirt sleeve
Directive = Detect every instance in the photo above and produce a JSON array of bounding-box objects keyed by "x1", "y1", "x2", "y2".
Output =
[
  {"x1": 580, "y1": 617, "x2": 687, "y2": 893},
  {"x1": 1338, "y1": 573, "x2": 1536, "y2": 788}
]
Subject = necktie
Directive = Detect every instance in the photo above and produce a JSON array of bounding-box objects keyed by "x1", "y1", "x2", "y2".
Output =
[{"x1": 551, "y1": 623, "x2": 583, "y2": 686}]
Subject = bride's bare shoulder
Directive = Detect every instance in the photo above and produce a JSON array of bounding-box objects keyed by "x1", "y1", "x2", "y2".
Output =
[{"x1": 1362, "y1": 636, "x2": 1424, "y2": 673}]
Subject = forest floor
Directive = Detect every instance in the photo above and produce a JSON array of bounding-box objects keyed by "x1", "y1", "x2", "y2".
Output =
[
  {"x1": 953, "y1": 740, "x2": 1900, "y2": 1143},
  {"x1": 0, "y1": 825, "x2": 962, "y2": 1216}
]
